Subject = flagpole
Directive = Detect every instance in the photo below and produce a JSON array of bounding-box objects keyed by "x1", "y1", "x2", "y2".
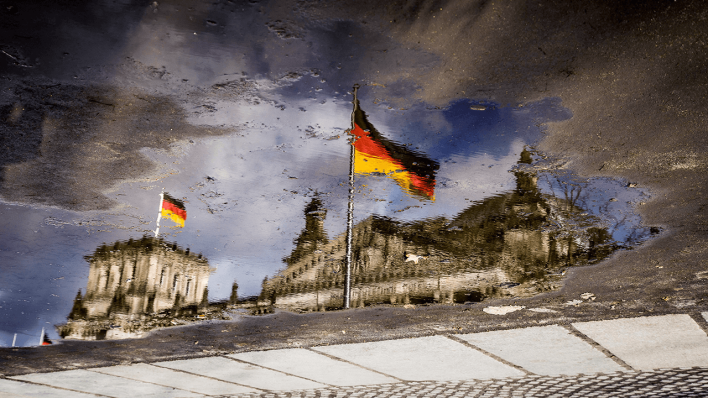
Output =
[
  {"x1": 155, "y1": 190, "x2": 164, "y2": 237},
  {"x1": 344, "y1": 84, "x2": 359, "y2": 309}
]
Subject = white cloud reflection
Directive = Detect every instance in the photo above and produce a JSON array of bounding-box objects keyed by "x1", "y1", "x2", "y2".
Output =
[{"x1": 121, "y1": 85, "x2": 534, "y2": 299}]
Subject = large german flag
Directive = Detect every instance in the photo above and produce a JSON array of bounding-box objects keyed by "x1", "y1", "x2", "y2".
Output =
[
  {"x1": 350, "y1": 99, "x2": 439, "y2": 200},
  {"x1": 161, "y1": 193, "x2": 186, "y2": 227}
]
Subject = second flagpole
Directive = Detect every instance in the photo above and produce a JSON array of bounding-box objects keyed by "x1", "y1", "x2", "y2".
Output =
[{"x1": 344, "y1": 84, "x2": 360, "y2": 309}]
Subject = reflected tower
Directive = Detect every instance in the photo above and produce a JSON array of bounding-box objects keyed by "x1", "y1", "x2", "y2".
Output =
[{"x1": 283, "y1": 196, "x2": 328, "y2": 266}]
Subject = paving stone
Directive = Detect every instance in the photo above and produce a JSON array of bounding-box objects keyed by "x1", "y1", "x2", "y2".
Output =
[
  {"x1": 312, "y1": 335, "x2": 524, "y2": 381},
  {"x1": 155, "y1": 356, "x2": 326, "y2": 391},
  {"x1": 11, "y1": 369, "x2": 202, "y2": 397},
  {"x1": 457, "y1": 325, "x2": 624, "y2": 376},
  {"x1": 0, "y1": 378, "x2": 101, "y2": 398},
  {"x1": 573, "y1": 314, "x2": 708, "y2": 370},
  {"x1": 92, "y1": 363, "x2": 259, "y2": 395},
  {"x1": 229, "y1": 348, "x2": 397, "y2": 386}
]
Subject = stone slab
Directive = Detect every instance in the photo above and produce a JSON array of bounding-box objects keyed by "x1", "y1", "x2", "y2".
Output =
[
  {"x1": 155, "y1": 356, "x2": 325, "y2": 391},
  {"x1": 92, "y1": 363, "x2": 259, "y2": 395},
  {"x1": 702, "y1": 312, "x2": 708, "y2": 323},
  {"x1": 313, "y1": 335, "x2": 524, "y2": 381},
  {"x1": 229, "y1": 348, "x2": 398, "y2": 386},
  {"x1": 0, "y1": 378, "x2": 101, "y2": 398},
  {"x1": 11, "y1": 369, "x2": 202, "y2": 398},
  {"x1": 573, "y1": 314, "x2": 708, "y2": 370},
  {"x1": 458, "y1": 325, "x2": 624, "y2": 375}
]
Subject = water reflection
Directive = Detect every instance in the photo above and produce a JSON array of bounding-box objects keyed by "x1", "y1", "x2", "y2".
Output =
[
  {"x1": 351, "y1": 96, "x2": 439, "y2": 200},
  {"x1": 259, "y1": 150, "x2": 617, "y2": 312},
  {"x1": 59, "y1": 237, "x2": 217, "y2": 341},
  {"x1": 0, "y1": 0, "x2": 655, "y2": 346}
]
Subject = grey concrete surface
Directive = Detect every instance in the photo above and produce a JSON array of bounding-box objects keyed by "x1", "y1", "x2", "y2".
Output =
[
  {"x1": 572, "y1": 314, "x2": 708, "y2": 370},
  {"x1": 457, "y1": 325, "x2": 625, "y2": 376},
  {"x1": 229, "y1": 348, "x2": 398, "y2": 386},
  {"x1": 312, "y1": 335, "x2": 525, "y2": 381},
  {"x1": 11, "y1": 369, "x2": 202, "y2": 397},
  {"x1": 92, "y1": 363, "x2": 259, "y2": 395},
  {"x1": 154, "y1": 356, "x2": 325, "y2": 391},
  {"x1": 0, "y1": 378, "x2": 99, "y2": 398}
]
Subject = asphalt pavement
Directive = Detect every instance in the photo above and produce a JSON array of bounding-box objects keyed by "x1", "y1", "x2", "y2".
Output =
[{"x1": 3, "y1": 313, "x2": 708, "y2": 397}]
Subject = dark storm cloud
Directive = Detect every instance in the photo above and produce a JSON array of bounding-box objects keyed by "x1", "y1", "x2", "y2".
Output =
[
  {"x1": 0, "y1": 80, "x2": 229, "y2": 210},
  {"x1": 295, "y1": 0, "x2": 698, "y2": 106},
  {"x1": 0, "y1": 0, "x2": 448, "y2": 212},
  {"x1": 0, "y1": 0, "x2": 152, "y2": 79}
]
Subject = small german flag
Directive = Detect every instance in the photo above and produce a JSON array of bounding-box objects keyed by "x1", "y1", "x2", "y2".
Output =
[
  {"x1": 161, "y1": 193, "x2": 187, "y2": 227},
  {"x1": 350, "y1": 99, "x2": 439, "y2": 200}
]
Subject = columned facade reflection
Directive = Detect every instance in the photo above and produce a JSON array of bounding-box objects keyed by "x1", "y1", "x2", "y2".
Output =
[{"x1": 59, "y1": 237, "x2": 212, "y2": 340}]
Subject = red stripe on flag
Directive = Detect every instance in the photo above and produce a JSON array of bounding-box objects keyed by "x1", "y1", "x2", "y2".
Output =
[
  {"x1": 352, "y1": 123, "x2": 436, "y2": 199},
  {"x1": 351, "y1": 123, "x2": 403, "y2": 165},
  {"x1": 162, "y1": 201, "x2": 186, "y2": 220},
  {"x1": 408, "y1": 173, "x2": 436, "y2": 198}
]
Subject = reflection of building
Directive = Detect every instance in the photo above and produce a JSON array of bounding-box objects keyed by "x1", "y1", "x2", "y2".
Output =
[
  {"x1": 283, "y1": 196, "x2": 328, "y2": 267},
  {"x1": 261, "y1": 150, "x2": 614, "y2": 312},
  {"x1": 58, "y1": 237, "x2": 213, "y2": 340}
]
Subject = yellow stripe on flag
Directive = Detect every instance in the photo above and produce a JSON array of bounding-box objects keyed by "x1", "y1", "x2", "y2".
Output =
[
  {"x1": 161, "y1": 208, "x2": 185, "y2": 227},
  {"x1": 354, "y1": 152, "x2": 435, "y2": 201},
  {"x1": 354, "y1": 151, "x2": 404, "y2": 175}
]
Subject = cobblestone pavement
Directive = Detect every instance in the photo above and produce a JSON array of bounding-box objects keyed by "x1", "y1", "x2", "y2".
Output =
[{"x1": 229, "y1": 367, "x2": 708, "y2": 398}]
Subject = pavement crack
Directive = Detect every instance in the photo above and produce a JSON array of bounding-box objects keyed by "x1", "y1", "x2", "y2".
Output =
[
  {"x1": 304, "y1": 347, "x2": 405, "y2": 382},
  {"x1": 223, "y1": 354, "x2": 337, "y2": 388},
  {"x1": 444, "y1": 334, "x2": 534, "y2": 376},
  {"x1": 561, "y1": 324, "x2": 636, "y2": 372},
  {"x1": 149, "y1": 361, "x2": 267, "y2": 392},
  {"x1": 688, "y1": 311, "x2": 708, "y2": 336},
  {"x1": 86, "y1": 367, "x2": 205, "y2": 396},
  {"x1": 5, "y1": 377, "x2": 110, "y2": 397}
]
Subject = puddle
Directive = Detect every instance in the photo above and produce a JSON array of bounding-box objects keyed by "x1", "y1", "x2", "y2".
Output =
[
  {"x1": 0, "y1": 1, "x2": 655, "y2": 346},
  {"x1": 0, "y1": 86, "x2": 653, "y2": 346}
]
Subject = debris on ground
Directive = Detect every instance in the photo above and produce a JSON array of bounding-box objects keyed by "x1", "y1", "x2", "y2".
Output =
[
  {"x1": 483, "y1": 305, "x2": 525, "y2": 315},
  {"x1": 528, "y1": 307, "x2": 558, "y2": 313},
  {"x1": 580, "y1": 293, "x2": 596, "y2": 301}
]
